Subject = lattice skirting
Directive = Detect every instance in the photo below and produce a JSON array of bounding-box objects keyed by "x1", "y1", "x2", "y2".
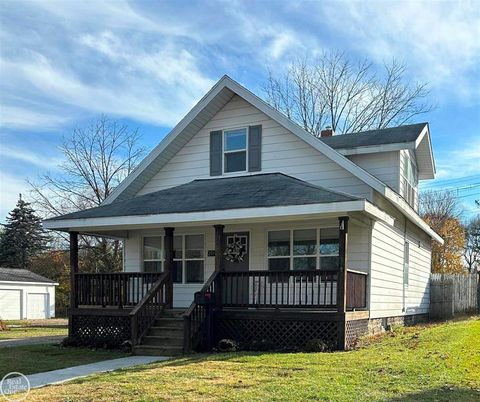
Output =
[
  {"x1": 216, "y1": 315, "x2": 340, "y2": 350},
  {"x1": 345, "y1": 319, "x2": 369, "y2": 349},
  {"x1": 71, "y1": 314, "x2": 131, "y2": 346}
]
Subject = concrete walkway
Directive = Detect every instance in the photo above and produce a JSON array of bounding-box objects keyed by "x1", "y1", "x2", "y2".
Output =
[
  {"x1": 25, "y1": 356, "x2": 170, "y2": 390},
  {"x1": 0, "y1": 335, "x2": 65, "y2": 347}
]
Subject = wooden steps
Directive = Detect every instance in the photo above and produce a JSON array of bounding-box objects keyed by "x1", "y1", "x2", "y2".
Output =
[{"x1": 133, "y1": 309, "x2": 185, "y2": 356}]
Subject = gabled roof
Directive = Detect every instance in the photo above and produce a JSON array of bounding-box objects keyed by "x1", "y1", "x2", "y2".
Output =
[
  {"x1": 0, "y1": 268, "x2": 56, "y2": 284},
  {"x1": 47, "y1": 173, "x2": 359, "y2": 221},
  {"x1": 71, "y1": 75, "x2": 441, "y2": 243},
  {"x1": 320, "y1": 123, "x2": 427, "y2": 149},
  {"x1": 320, "y1": 123, "x2": 435, "y2": 180}
]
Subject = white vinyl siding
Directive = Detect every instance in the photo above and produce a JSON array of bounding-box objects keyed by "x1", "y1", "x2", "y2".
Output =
[
  {"x1": 347, "y1": 151, "x2": 400, "y2": 192},
  {"x1": 122, "y1": 217, "x2": 370, "y2": 308},
  {"x1": 136, "y1": 95, "x2": 372, "y2": 200},
  {"x1": 369, "y1": 193, "x2": 431, "y2": 318}
]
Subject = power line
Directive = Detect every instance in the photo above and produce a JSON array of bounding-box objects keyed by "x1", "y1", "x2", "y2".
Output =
[{"x1": 421, "y1": 174, "x2": 480, "y2": 189}]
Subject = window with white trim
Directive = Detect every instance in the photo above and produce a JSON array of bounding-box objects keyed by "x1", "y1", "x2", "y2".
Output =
[
  {"x1": 143, "y1": 236, "x2": 162, "y2": 272},
  {"x1": 403, "y1": 155, "x2": 418, "y2": 207},
  {"x1": 267, "y1": 228, "x2": 339, "y2": 271},
  {"x1": 173, "y1": 234, "x2": 205, "y2": 284},
  {"x1": 223, "y1": 128, "x2": 247, "y2": 173},
  {"x1": 403, "y1": 242, "x2": 409, "y2": 286}
]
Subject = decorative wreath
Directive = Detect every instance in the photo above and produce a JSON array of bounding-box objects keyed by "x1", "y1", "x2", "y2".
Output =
[{"x1": 224, "y1": 240, "x2": 247, "y2": 263}]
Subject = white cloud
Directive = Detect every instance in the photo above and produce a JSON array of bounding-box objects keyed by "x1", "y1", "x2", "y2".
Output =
[
  {"x1": 316, "y1": 1, "x2": 480, "y2": 104},
  {"x1": 1, "y1": 48, "x2": 214, "y2": 127},
  {"x1": 0, "y1": 144, "x2": 61, "y2": 169},
  {"x1": 434, "y1": 138, "x2": 480, "y2": 180},
  {"x1": 0, "y1": 172, "x2": 30, "y2": 221},
  {"x1": 0, "y1": 105, "x2": 69, "y2": 130}
]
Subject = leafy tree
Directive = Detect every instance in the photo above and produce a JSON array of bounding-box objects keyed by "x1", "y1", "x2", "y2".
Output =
[
  {"x1": 464, "y1": 215, "x2": 480, "y2": 273},
  {"x1": 0, "y1": 195, "x2": 49, "y2": 268},
  {"x1": 420, "y1": 190, "x2": 465, "y2": 273},
  {"x1": 29, "y1": 250, "x2": 70, "y2": 316},
  {"x1": 264, "y1": 52, "x2": 432, "y2": 136},
  {"x1": 424, "y1": 216, "x2": 465, "y2": 274}
]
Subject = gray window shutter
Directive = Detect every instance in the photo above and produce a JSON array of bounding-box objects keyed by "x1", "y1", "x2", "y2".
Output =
[
  {"x1": 210, "y1": 130, "x2": 222, "y2": 176},
  {"x1": 248, "y1": 125, "x2": 262, "y2": 172}
]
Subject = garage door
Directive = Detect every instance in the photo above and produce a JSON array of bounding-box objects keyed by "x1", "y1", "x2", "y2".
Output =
[
  {"x1": 27, "y1": 293, "x2": 48, "y2": 319},
  {"x1": 0, "y1": 289, "x2": 22, "y2": 320}
]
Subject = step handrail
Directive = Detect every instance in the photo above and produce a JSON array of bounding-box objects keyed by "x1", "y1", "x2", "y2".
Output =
[
  {"x1": 183, "y1": 270, "x2": 219, "y2": 352},
  {"x1": 130, "y1": 272, "x2": 169, "y2": 346}
]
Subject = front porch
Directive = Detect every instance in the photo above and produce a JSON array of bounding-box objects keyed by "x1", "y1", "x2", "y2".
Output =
[{"x1": 67, "y1": 217, "x2": 370, "y2": 353}]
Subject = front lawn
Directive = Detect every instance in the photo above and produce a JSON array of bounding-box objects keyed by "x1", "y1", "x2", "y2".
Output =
[
  {"x1": 0, "y1": 326, "x2": 67, "y2": 339},
  {"x1": 23, "y1": 316, "x2": 480, "y2": 401},
  {"x1": 0, "y1": 344, "x2": 127, "y2": 377}
]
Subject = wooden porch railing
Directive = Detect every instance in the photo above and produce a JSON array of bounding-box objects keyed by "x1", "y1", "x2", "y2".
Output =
[
  {"x1": 130, "y1": 272, "x2": 169, "y2": 346},
  {"x1": 74, "y1": 272, "x2": 164, "y2": 308},
  {"x1": 183, "y1": 271, "x2": 219, "y2": 353},
  {"x1": 346, "y1": 270, "x2": 368, "y2": 310},
  {"x1": 219, "y1": 270, "x2": 338, "y2": 308}
]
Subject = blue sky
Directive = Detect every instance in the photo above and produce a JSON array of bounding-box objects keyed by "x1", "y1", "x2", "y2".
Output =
[{"x1": 0, "y1": 0, "x2": 479, "y2": 221}]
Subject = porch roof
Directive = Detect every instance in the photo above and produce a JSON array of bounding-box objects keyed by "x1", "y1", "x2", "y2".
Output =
[{"x1": 45, "y1": 173, "x2": 359, "y2": 223}]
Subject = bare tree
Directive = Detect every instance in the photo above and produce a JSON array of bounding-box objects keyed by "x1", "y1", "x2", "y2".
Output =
[
  {"x1": 29, "y1": 115, "x2": 146, "y2": 272},
  {"x1": 464, "y1": 215, "x2": 480, "y2": 273},
  {"x1": 264, "y1": 52, "x2": 432, "y2": 136},
  {"x1": 419, "y1": 190, "x2": 462, "y2": 223}
]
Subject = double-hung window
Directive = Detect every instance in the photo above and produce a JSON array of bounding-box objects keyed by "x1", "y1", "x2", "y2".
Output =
[
  {"x1": 223, "y1": 128, "x2": 247, "y2": 173},
  {"x1": 173, "y1": 234, "x2": 205, "y2": 284},
  {"x1": 267, "y1": 228, "x2": 339, "y2": 271},
  {"x1": 403, "y1": 156, "x2": 418, "y2": 207},
  {"x1": 143, "y1": 236, "x2": 162, "y2": 272}
]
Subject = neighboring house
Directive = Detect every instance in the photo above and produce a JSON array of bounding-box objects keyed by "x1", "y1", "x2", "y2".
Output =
[
  {"x1": 0, "y1": 268, "x2": 57, "y2": 320},
  {"x1": 44, "y1": 75, "x2": 442, "y2": 354}
]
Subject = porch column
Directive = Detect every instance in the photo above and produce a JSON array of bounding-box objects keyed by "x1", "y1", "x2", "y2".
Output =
[
  {"x1": 69, "y1": 231, "x2": 79, "y2": 337},
  {"x1": 214, "y1": 225, "x2": 225, "y2": 272},
  {"x1": 337, "y1": 216, "x2": 349, "y2": 350},
  {"x1": 164, "y1": 227, "x2": 174, "y2": 308}
]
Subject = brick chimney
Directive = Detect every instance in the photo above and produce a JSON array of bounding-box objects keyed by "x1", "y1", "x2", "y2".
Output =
[{"x1": 320, "y1": 126, "x2": 334, "y2": 137}]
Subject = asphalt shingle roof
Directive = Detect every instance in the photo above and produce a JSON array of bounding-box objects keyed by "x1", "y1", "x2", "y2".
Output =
[
  {"x1": 319, "y1": 123, "x2": 427, "y2": 150},
  {"x1": 0, "y1": 267, "x2": 55, "y2": 284},
  {"x1": 47, "y1": 173, "x2": 359, "y2": 221}
]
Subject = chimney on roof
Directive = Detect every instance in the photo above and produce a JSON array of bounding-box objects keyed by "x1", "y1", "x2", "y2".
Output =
[{"x1": 320, "y1": 126, "x2": 334, "y2": 137}]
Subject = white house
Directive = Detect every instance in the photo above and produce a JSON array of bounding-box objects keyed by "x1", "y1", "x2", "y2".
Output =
[
  {"x1": 0, "y1": 268, "x2": 57, "y2": 320},
  {"x1": 44, "y1": 75, "x2": 442, "y2": 355}
]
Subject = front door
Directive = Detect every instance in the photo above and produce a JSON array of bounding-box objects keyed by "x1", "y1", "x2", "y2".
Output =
[
  {"x1": 223, "y1": 232, "x2": 249, "y2": 272},
  {"x1": 223, "y1": 232, "x2": 249, "y2": 305}
]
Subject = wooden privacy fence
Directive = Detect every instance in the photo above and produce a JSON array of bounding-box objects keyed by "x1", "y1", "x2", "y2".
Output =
[{"x1": 430, "y1": 273, "x2": 478, "y2": 318}]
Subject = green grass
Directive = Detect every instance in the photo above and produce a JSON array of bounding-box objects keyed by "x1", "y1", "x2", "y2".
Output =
[
  {"x1": 22, "y1": 316, "x2": 480, "y2": 401},
  {"x1": 0, "y1": 326, "x2": 67, "y2": 339},
  {"x1": 0, "y1": 344, "x2": 127, "y2": 377}
]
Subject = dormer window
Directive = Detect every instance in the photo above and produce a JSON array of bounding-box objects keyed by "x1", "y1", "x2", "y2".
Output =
[{"x1": 223, "y1": 128, "x2": 247, "y2": 173}]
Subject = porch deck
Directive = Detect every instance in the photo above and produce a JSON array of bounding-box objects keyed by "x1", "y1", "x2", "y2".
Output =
[{"x1": 68, "y1": 267, "x2": 368, "y2": 353}]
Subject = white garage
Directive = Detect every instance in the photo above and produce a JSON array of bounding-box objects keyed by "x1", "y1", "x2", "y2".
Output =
[{"x1": 0, "y1": 268, "x2": 58, "y2": 320}]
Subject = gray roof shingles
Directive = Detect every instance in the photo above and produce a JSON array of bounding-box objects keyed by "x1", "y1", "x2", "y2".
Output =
[
  {"x1": 319, "y1": 123, "x2": 427, "y2": 150},
  {"x1": 0, "y1": 267, "x2": 55, "y2": 284},
  {"x1": 47, "y1": 173, "x2": 359, "y2": 222}
]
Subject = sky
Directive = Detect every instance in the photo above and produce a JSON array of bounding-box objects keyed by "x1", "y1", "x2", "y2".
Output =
[{"x1": 0, "y1": 0, "x2": 479, "y2": 222}]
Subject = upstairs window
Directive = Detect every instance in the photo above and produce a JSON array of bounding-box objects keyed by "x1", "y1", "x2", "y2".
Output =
[
  {"x1": 403, "y1": 156, "x2": 418, "y2": 207},
  {"x1": 223, "y1": 128, "x2": 247, "y2": 173}
]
